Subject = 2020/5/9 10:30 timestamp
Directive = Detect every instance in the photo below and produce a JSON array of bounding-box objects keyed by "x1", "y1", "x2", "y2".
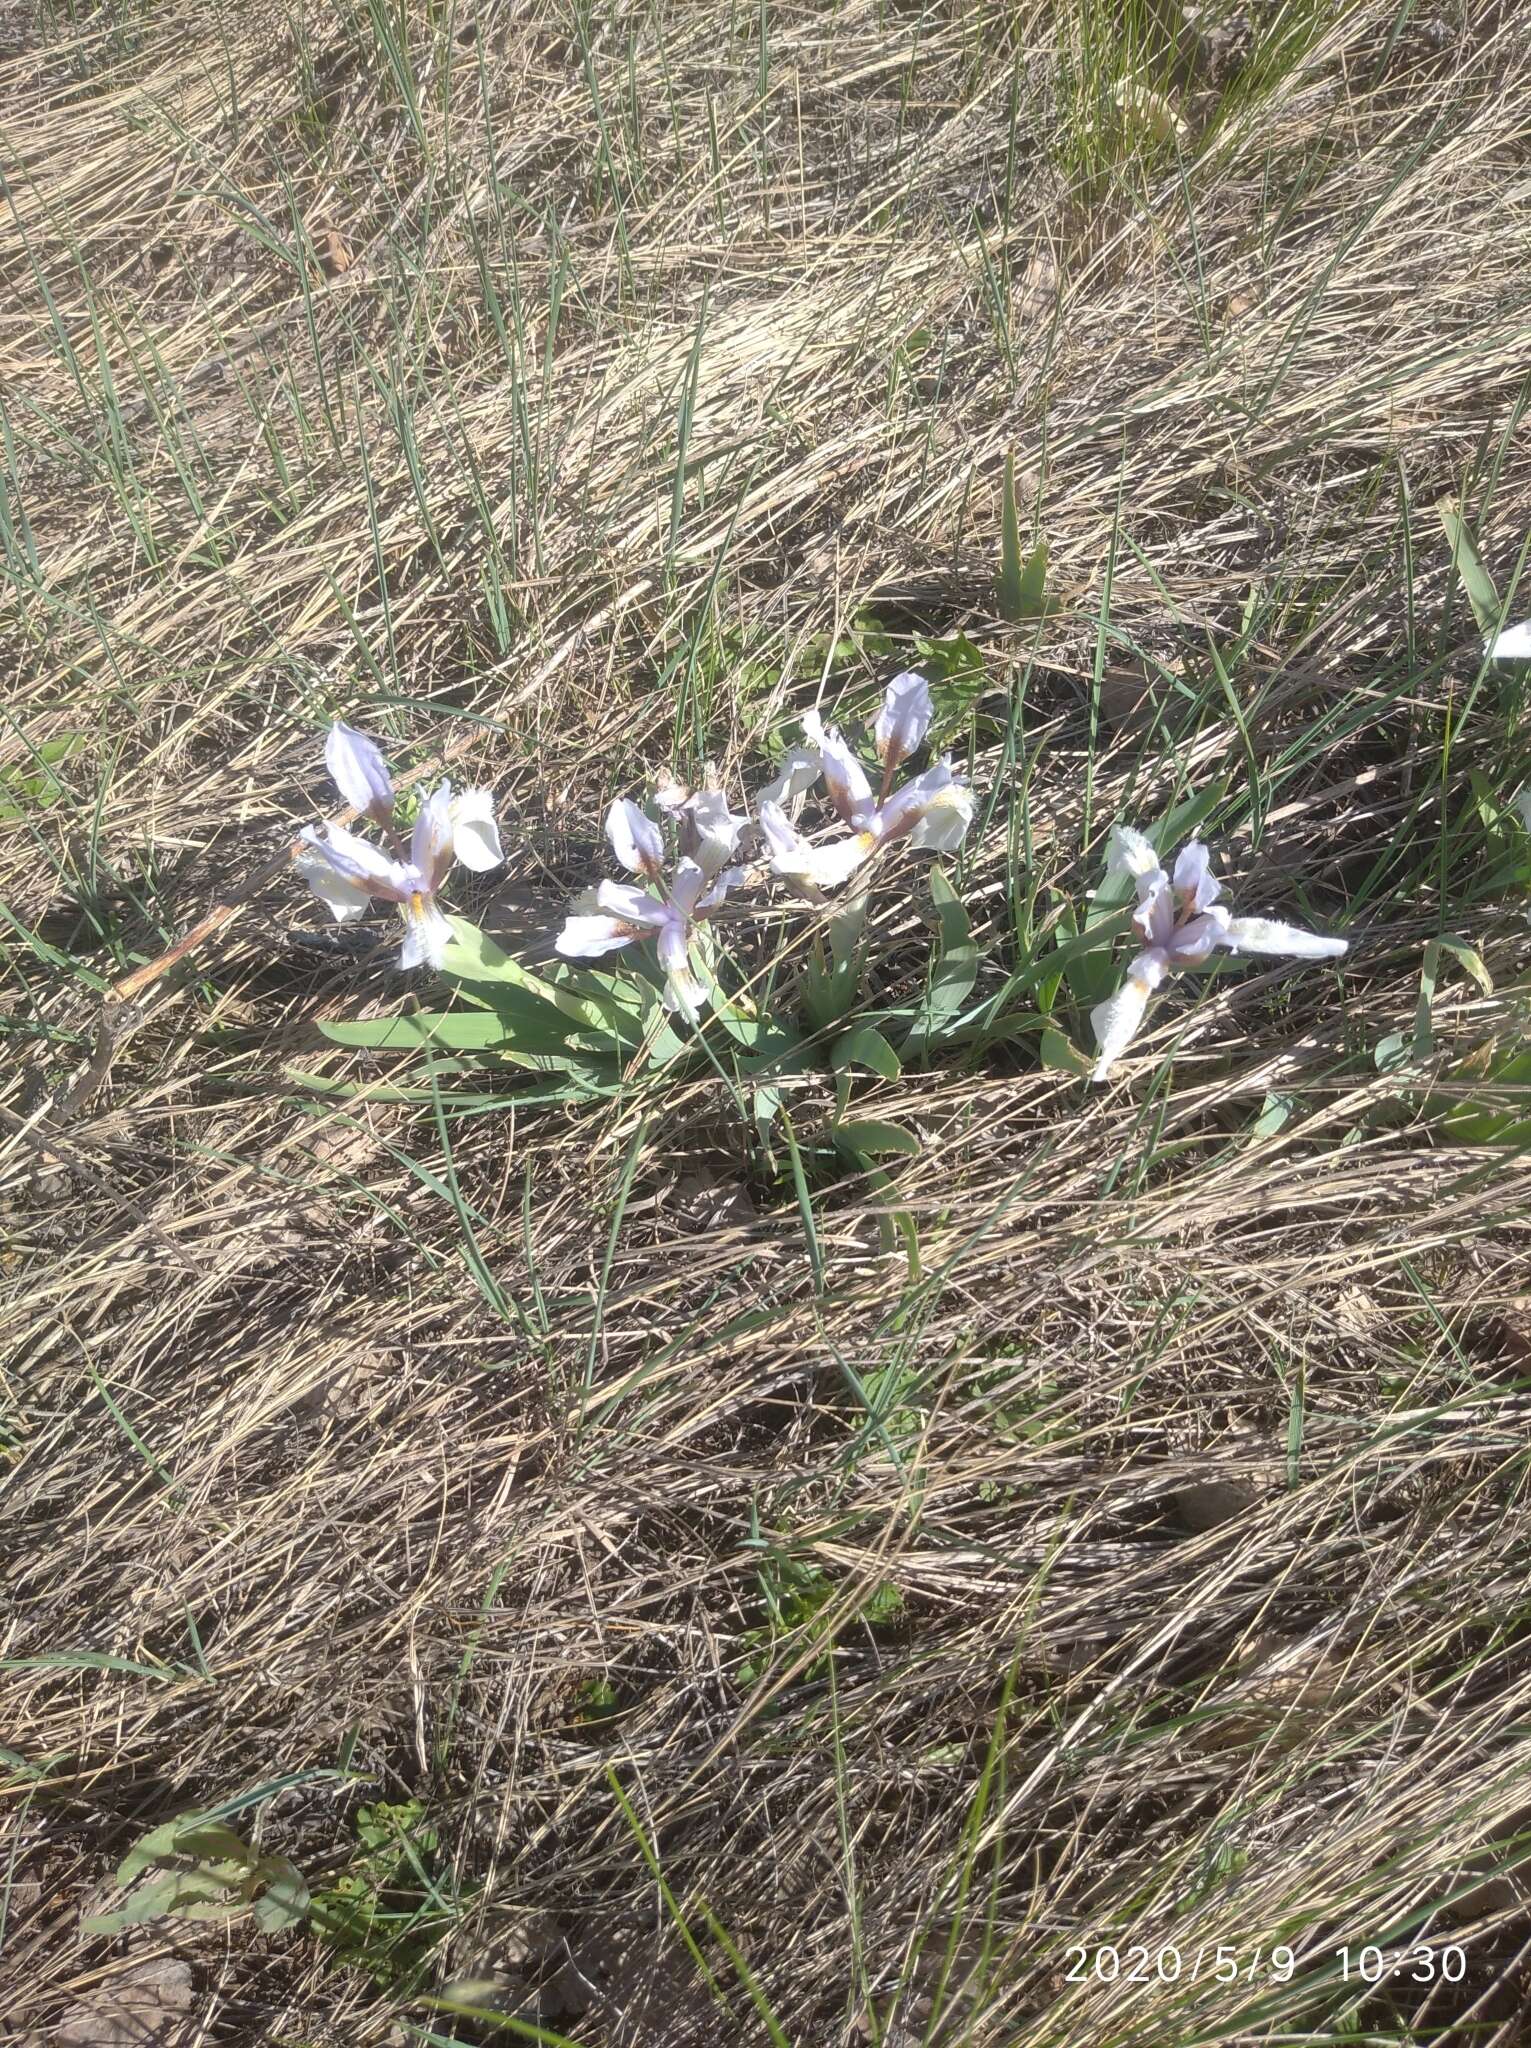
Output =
[
  {"x1": 1063, "y1": 1943, "x2": 1468, "y2": 1985},
  {"x1": 1337, "y1": 1945, "x2": 1468, "y2": 1983}
]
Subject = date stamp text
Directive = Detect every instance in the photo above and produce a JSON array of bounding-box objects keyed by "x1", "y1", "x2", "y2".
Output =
[{"x1": 1064, "y1": 1942, "x2": 1469, "y2": 1986}]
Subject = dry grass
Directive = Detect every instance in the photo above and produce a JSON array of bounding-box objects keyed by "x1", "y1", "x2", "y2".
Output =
[{"x1": 5, "y1": 0, "x2": 1531, "y2": 2042}]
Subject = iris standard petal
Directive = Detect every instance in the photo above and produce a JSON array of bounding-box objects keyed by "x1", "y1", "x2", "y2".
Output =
[
  {"x1": 556, "y1": 913, "x2": 641, "y2": 958},
  {"x1": 411, "y1": 784, "x2": 458, "y2": 891},
  {"x1": 874, "y1": 670, "x2": 932, "y2": 770},
  {"x1": 325, "y1": 723, "x2": 395, "y2": 822},
  {"x1": 1171, "y1": 837, "x2": 1221, "y2": 913},
  {"x1": 1133, "y1": 874, "x2": 1177, "y2": 949},
  {"x1": 667, "y1": 857, "x2": 709, "y2": 921},
  {"x1": 803, "y1": 711, "x2": 875, "y2": 825},
  {"x1": 1218, "y1": 916, "x2": 1348, "y2": 960},
  {"x1": 450, "y1": 787, "x2": 503, "y2": 871},
  {"x1": 606, "y1": 797, "x2": 665, "y2": 878},
  {"x1": 683, "y1": 788, "x2": 748, "y2": 876}
]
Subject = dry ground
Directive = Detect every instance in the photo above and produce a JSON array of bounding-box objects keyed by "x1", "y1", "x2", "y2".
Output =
[{"x1": 5, "y1": 0, "x2": 1531, "y2": 2043}]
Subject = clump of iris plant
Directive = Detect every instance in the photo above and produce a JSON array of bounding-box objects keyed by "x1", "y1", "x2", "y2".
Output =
[
  {"x1": 756, "y1": 671, "x2": 973, "y2": 893},
  {"x1": 1090, "y1": 825, "x2": 1348, "y2": 1082},
  {"x1": 296, "y1": 724, "x2": 503, "y2": 969},
  {"x1": 553, "y1": 791, "x2": 746, "y2": 1019},
  {"x1": 298, "y1": 678, "x2": 978, "y2": 1020}
]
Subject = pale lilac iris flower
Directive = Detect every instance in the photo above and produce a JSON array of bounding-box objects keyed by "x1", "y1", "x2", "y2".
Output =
[
  {"x1": 757, "y1": 671, "x2": 973, "y2": 892},
  {"x1": 555, "y1": 794, "x2": 746, "y2": 1019},
  {"x1": 296, "y1": 723, "x2": 504, "y2": 970},
  {"x1": 653, "y1": 773, "x2": 751, "y2": 876},
  {"x1": 1090, "y1": 825, "x2": 1348, "y2": 1082}
]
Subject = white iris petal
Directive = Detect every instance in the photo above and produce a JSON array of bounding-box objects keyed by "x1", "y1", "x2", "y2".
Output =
[
  {"x1": 325, "y1": 723, "x2": 395, "y2": 822},
  {"x1": 606, "y1": 797, "x2": 666, "y2": 879},
  {"x1": 451, "y1": 787, "x2": 503, "y2": 871},
  {"x1": 1485, "y1": 620, "x2": 1531, "y2": 661},
  {"x1": 873, "y1": 670, "x2": 932, "y2": 770}
]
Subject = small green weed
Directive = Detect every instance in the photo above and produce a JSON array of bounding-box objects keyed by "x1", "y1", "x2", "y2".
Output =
[
  {"x1": 310, "y1": 1799, "x2": 458, "y2": 1989},
  {"x1": 81, "y1": 1815, "x2": 308, "y2": 1938},
  {"x1": 738, "y1": 1553, "x2": 905, "y2": 1692}
]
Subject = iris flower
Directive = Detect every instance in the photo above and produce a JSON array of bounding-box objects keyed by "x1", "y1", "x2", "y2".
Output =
[
  {"x1": 757, "y1": 671, "x2": 973, "y2": 892},
  {"x1": 1090, "y1": 825, "x2": 1348, "y2": 1082},
  {"x1": 653, "y1": 773, "x2": 751, "y2": 876},
  {"x1": 296, "y1": 723, "x2": 504, "y2": 970},
  {"x1": 554, "y1": 795, "x2": 745, "y2": 1018}
]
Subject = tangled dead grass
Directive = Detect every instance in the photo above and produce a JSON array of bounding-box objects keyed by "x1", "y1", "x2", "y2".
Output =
[{"x1": 5, "y1": 0, "x2": 1531, "y2": 2042}]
